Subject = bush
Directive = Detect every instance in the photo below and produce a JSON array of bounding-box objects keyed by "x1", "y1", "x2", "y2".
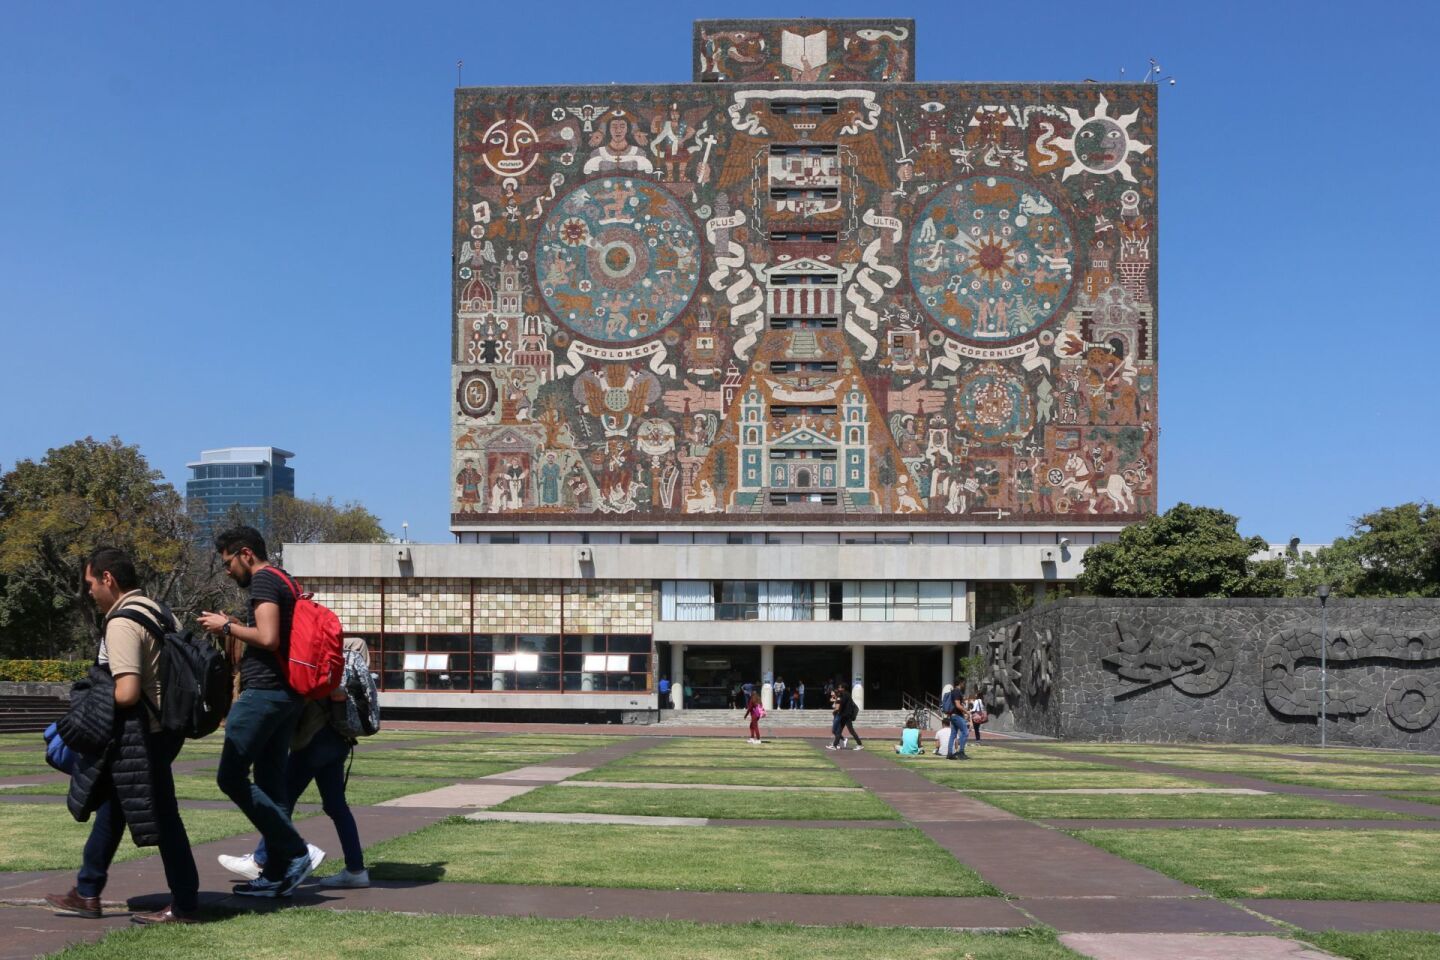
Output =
[{"x1": 0, "y1": 660, "x2": 88, "y2": 683}]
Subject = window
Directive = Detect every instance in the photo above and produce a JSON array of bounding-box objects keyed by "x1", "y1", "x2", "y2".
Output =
[
  {"x1": 381, "y1": 634, "x2": 472, "y2": 691},
  {"x1": 769, "y1": 99, "x2": 839, "y2": 116},
  {"x1": 770, "y1": 231, "x2": 837, "y2": 244},
  {"x1": 562, "y1": 634, "x2": 651, "y2": 692},
  {"x1": 715, "y1": 581, "x2": 760, "y2": 621},
  {"x1": 768, "y1": 316, "x2": 838, "y2": 330},
  {"x1": 769, "y1": 360, "x2": 837, "y2": 374},
  {"x1": 472, "y1": 634, "x2": 561, "y2": 691}
]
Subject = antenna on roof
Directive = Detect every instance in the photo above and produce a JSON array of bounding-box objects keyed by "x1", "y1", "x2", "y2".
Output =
[
  {"x1": 1142, "y1": 58, "x2": 1176, "y2": 86},
  {"x1": 457, "y1": 59, "x2": 464, "y2": 87}
]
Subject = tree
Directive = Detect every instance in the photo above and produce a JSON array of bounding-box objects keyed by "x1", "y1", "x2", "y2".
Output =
[
  {"x1": 0, "y1": 437, "x2": 231, "y2": 657},
  {"x1": 1287, "y1": 502, "x2": 1439, "y2": 598},
  {"x1": 1076, "y1": 502, "x2": 1282, "y2": 598},
  {"x1": 264, "y1": 494, "x2": 390, "y2": 565}
]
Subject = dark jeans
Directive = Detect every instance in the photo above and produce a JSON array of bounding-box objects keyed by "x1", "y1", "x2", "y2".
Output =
[
  {"x1": 831, "y1": 715, "x2": 862, "y2": 747},
  {"x1": 217, "y1": 688, "x2": 306, "y2": 880},
  {"x1": 255, "y1": 726, "x2": 364, "y2": 872},
  {"x1": 77, "y1": 730, "x2": 199, "y2": 912},
  {"x1": 948, "y1": 713, "x2": 969, "y2": 757}
]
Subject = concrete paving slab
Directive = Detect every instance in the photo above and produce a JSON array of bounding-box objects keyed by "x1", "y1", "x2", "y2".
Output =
[
  {"x1": 1023, "y1": 897, "x2": 1278, "y2": 934},
  {"x1": 465, "y1": 810, "x2": 707, "y2": 827},
  {"x1": 377, "y1": 782, "x2": 536, "y2": 808},
  {"x1": 562, "y1": 780, "x2": 863, "y2": 792},
  {"x1": 482, "y1": 765, "x2": 590, "y2": 782},
  {"x1": 0, "y1": 903, "x2": 135, "y2": 960},
  {"x1": 1243, "y1": 899, "x2": 1440, "y2": 932},
  {"x1": 1060, "y1": 933, "x2": 1338, "y2": 959},
  {"x1": 1043, "y1": 818, "x2": 1440, "y2": 830},
  {"x1": 883, "y1": 791, "x2": 1021, "y2": 822}
]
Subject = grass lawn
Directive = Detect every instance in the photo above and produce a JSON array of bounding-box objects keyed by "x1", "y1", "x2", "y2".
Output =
[
  {"x1": 605, "y1": 753, "x2": 839, "y2": 771},
  {"x1": 1301, "y1": 931, "x2": 1440, "y2": 960},
  {"x1": 43, "y1": 910, "x2": 1082, "y2": 960},
  {"x1": 1244, "y1": 772, "x2": 1440, "y2": 792},
  {"x1": 497, "y1": 784, "x2": 900, "y2": 820},
  {"x1": 572, "y1": 764, "x2": 855, "y2": 788},
  {"x1": 1389, "y1": 793, "x2": 1440, "y2": 807},
  {"x1": 0, "y1": 802, "x2": 298, "y2": 871},
  {"x1": 1075, "y1": 828, "x2": 1440, "y2": 901},
  {"x1": 914, "y1": 767, "x2": 1208, "y2": 791},
  {"x1": 343, "y1": 757, "x2": 522, "y2": 780},
  {"x1": 356, "y1": 819, "x2": 994, "y2": 896},
  {"x1": 978, "y1": 791, "x2": 1417, "y2": 820}
]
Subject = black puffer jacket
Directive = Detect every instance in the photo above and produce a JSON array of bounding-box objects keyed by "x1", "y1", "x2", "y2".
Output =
[
  {"x1": 62, "y1": 669, "x2": 162, "y2": 847},
  {"x1": 57, "y1": 664, "x2": 115, "y2": 755}
]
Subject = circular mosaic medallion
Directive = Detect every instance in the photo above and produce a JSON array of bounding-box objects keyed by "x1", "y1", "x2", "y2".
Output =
[
  {"x1": 955, "y1": 362, "x2": 1033, "y2": 442},
  {"x1": 535, "y1": 178, "x2": 700, "y2": 344},
  {"x1": 908, "y1": 175, "x2": 1076, "y2": 344}
]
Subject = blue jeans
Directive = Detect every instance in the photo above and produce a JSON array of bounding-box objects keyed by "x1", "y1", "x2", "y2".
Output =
[
  {"x1": 255, "y1": 726, "x2": 364, "y2": 872},
  {"x1": 78, "y1": 729, "x2": 198, "y2": 912},
  {"x1": 948, "y1": 714, "x2": 969, "y2": 757},
  {"x1": 217, "y1": 688, "x2": 306, "y2": 880}
]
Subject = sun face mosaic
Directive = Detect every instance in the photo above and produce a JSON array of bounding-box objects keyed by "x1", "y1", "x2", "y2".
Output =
[{"x1": 451, "y1": 18, "x2": 1158, "y2": 525}]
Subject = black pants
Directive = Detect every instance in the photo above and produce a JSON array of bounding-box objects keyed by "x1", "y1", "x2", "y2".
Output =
[
  {"x1": 77, "y1": 730, "x2": 199, "y2": 912},
  {"x1": 832, "y1": 716, "x2": 862, "y2": 747}
]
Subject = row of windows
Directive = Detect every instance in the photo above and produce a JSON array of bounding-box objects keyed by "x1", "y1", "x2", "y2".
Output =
[
  {"x1": 459, "y1": 532, "x2": 1119, "y2": 546},
  {"x1": 661, "y1": 580, "x2": 960, "y2": 623},
  {"x1": 190, "y1": 465, "x2": 263, "y2": 479},
  {"x1": 371, "y1": 633, "x2": 651, "y2": 693}
]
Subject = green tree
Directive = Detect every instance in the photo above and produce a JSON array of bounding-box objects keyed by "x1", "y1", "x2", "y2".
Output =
[
  {"x1": 1287, "y1": 502, "x2": 1439, "y2": 598},
  {"x1": 264, "y1": 494, "x2": 390, "y2": 565},
  {"x1": 0, "y1": 437, "x2": 226, "y2": 657},
  {"x1": 1076, "y1": 502, "x2": 1281, "y2": 598}
]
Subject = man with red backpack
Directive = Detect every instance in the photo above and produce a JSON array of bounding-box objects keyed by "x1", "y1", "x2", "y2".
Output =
[{"x1": 199, "y1": 526, "x2": 327, "y2": 898}]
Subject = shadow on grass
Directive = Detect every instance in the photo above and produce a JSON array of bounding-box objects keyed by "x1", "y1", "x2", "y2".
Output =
[{"x1": 366, "y1": 861, "x2": 449, "y2": 884}]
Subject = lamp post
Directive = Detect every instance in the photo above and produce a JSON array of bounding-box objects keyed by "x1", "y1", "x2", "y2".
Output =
[{"x1": 1317, "y1": 584, "x2": 1330, "y2": 747}]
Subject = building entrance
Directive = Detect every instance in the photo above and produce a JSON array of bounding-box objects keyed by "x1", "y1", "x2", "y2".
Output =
[
  {"x1": 863, "y1": 645, "x2": 943, "y2": 709},
  {"x1": 773, "y1": 645, "x2": 850, "y2": 709},
  {"x1": 681, "y1": 646, "x2": 760, "y2": 709}
]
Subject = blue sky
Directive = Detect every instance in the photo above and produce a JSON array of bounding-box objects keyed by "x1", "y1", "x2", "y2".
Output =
[{"x1": 2, "y1": 0, "x2": 1434, "y2": 543}]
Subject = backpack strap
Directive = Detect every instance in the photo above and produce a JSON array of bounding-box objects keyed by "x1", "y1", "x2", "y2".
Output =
[
  {"x1": 265, "y1": 567, "x2": 306, "y2": 600},
  {"x1": 103, "y1": 604, "x2": 173, "y2": 724}
]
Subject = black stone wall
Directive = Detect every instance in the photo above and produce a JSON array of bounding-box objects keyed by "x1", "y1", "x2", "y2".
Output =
[{"x1": 973, "y1": 598, "x2": 1440, "y2": 749}]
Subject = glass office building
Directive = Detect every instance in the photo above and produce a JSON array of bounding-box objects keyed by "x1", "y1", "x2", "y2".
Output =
[{"x1": 185, "y1": 447, "x2": 295, "y2": 536}]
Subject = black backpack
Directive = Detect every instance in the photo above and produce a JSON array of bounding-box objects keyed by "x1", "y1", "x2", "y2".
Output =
[{"x1": 108, "y1": 603, "x2": 233, "y2": 739}]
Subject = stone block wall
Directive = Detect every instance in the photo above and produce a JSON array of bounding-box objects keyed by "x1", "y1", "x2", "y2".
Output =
[{"x1": 974, "y1": 598, "x2": 1440, "y2": 749}]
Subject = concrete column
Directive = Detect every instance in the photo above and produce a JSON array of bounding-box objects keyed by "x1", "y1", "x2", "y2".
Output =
[
  {"x1": 760, "y1": 643, "x2": 775, "y2": 710},
  {"x1": 670, "y1": 642, "x2": 685, "y2": 710},
  {"x1": 941, "y1": 643, "x2": 955, "y2": 700},
  {"x1": 580, "y1": 635, "x2": 595, "y2": 691},
  {"x1": 850, "y1": 644, "x2": 865, "y2": 710},
  {"x1": 404, "y1": 634, "x2": 420, "y2": 691}
]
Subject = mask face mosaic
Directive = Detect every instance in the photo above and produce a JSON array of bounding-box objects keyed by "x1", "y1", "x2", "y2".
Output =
[{"x1": 451, "y1": 19, "x2": 1157, "y2": 525}]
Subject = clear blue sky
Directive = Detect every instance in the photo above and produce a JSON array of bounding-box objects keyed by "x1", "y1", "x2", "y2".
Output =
[{"x1": 2, "y1": 1, "x2": 1434, "y2": 544}]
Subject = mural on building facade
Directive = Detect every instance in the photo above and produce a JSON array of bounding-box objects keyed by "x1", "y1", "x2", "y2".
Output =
[{"x1": 451, "y1": 20, "x2": 1158, "y2": 525}]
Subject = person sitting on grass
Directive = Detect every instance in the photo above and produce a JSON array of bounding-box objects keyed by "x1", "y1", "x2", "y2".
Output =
[{"x1": 895, "y1": 717, "x2": 923, "y2": 755}]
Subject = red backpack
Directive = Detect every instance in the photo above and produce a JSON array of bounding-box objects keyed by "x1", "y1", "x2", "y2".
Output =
[{"x1": 271, "y1": 569, "x2": 344, "y2": 700}]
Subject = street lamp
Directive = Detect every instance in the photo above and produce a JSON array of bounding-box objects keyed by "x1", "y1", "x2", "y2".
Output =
[{"x1": 1317, "y1": 584, "x2": 1331, "y2": 747}]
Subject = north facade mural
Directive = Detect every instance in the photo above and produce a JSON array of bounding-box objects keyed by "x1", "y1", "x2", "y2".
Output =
[{"x1": 452, "y1": 19, "x2": 1157, "y2": 527}]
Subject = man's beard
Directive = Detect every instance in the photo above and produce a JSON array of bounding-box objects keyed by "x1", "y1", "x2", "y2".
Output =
[{"x1": 234, "y1": 569, "x2": 252, "y2": 589}]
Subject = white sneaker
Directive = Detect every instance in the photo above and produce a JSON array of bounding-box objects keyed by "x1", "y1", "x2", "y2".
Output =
[
  {"x1": 853, "y1": 744, "x2": 864, "y2": 750},
  {"x1": 218, "y1": 853, "x2": 262, "y2": 881},
  {"x1": 307, "y1": 843, "x2": 326, "y2": 872},
  {"x1": 318, "y1": 868, "x2": 370, "y2": 889},
  {"x1": 842, "y1": 738, "x2": 849, "y2": 748}
]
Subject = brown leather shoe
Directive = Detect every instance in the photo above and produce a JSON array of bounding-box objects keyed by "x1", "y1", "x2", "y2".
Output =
[
  {"x1": 131, "y1": 904, "x2": 199, "y2": 925},
  {"x1": 44, "y1": 888, "x2": 101, "y2": 919}
]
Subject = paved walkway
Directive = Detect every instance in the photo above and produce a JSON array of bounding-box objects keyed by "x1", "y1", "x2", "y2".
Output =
[{"x1": 3, "y1": 729, "x2": 1439, "y2": 960}]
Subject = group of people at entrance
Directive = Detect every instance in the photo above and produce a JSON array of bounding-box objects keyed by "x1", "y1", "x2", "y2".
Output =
[
  {"x1": 740, "y1": 681, "x2": 863, "y2": 748},
  {"x1": 43, "y1": 527, "x2": 370, "y2": 926}
]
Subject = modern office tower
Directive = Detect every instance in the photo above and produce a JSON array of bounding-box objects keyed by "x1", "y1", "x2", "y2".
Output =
[
  {"x1": 186, "y1": 447, "x2": 295, "y2": 536},
  {"x1": 288, "y1": 18, "x2": 1158, "y2": 719}
]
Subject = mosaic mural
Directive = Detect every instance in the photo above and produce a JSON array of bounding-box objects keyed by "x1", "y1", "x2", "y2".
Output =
[{"x1": 451, "y1": 19, "x2": 1158, "y2": 526}]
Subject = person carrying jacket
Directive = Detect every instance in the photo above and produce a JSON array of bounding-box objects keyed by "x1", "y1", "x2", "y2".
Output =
[
  {"x1": 46, "y1": 547, "x2": 200, "y2": 925},
  {"x1": 940, "y1": 682, "x2": 969, "y2": 760}
]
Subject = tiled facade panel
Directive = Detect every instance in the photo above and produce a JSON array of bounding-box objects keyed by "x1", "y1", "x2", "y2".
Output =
[
  {"x1": 692, "y1": 19, "x2": 915, "y2": 83},
  {"x1": 564, "y1": 580, "x2": 654, "y2": 634},
  {"x1": 306, "y1": 578, "x2": 383, "y2": 633},
  {"x1": 473, "y1": 578, "x2": 564, "y2": 633},
  {"x1": 383, "y1": 578, "x2": 469, "y2": 631},
  {"x1": 450, "y1": 20, "x2": 1158, "y2": 528}
]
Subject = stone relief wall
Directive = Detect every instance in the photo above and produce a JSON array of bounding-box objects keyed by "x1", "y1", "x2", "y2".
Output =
[{"x1": 974, "y1": 598, "x2": 1440, "y2": 749}]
